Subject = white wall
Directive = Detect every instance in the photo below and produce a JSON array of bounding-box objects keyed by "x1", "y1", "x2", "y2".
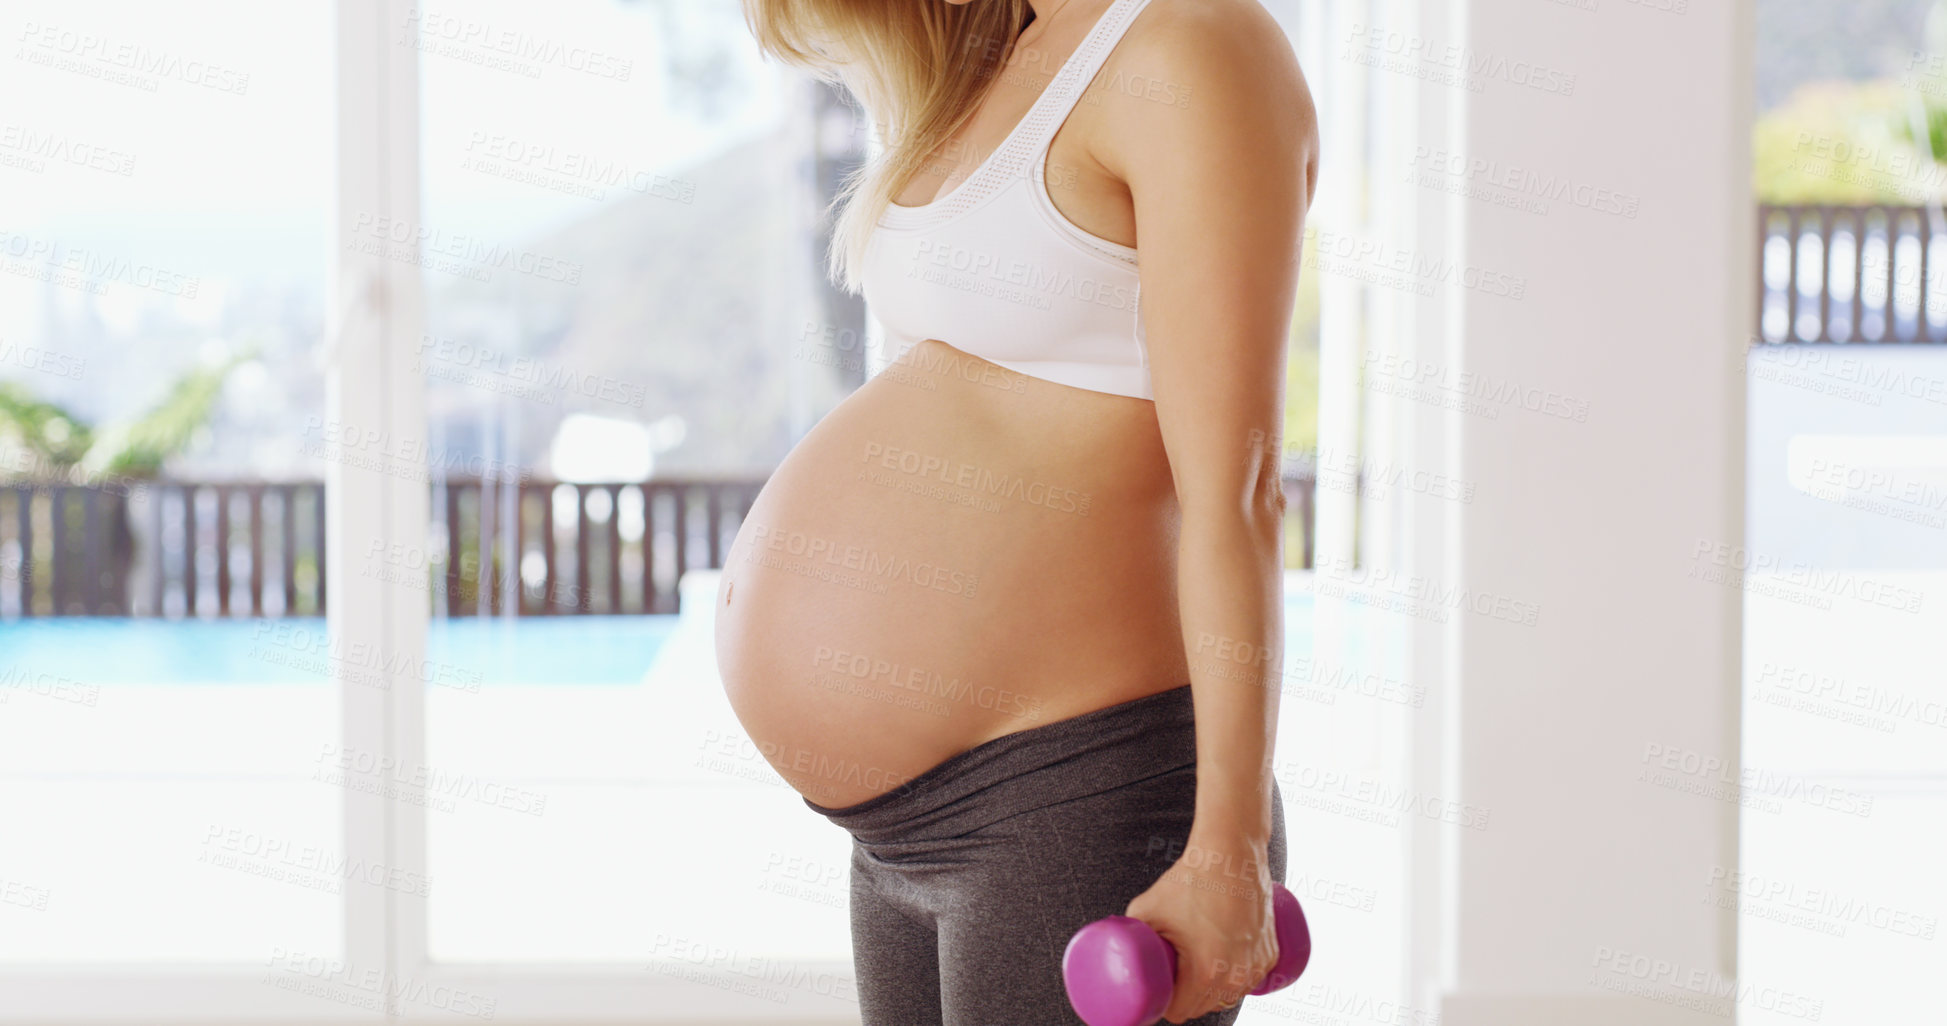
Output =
[{"x1": 1389, "y1": 3, "x2": 1756, "y2": 1023}]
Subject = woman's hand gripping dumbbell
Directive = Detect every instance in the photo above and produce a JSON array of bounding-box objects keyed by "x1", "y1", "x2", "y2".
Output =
[{"x1": 1063, "y1": 883, "x2": 1311, "y2": 1025}]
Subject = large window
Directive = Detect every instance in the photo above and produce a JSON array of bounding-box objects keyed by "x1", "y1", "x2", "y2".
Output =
[
  {"x1": 0, "y1": 0, "x2": 338, "y2": 973},
  {"x1": 409, "y1": 0, "x2": 851, "y2": 970},
  {"x1": 1744, "y1": 3, "x2": 1947, "y2": 1020},
  {"x1": 0, "y1": 2, "x2": 1355, "y2": 1023}
]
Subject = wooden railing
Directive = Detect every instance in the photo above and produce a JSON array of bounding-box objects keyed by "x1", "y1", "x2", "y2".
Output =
[
  {"x1": 0, "y1": 480, "x2": 324, "y2": 619},
  {"x1": 432, "y1": 477, "x2": 764, "y2": 617},
  {"x1": 1758, "y1": 203, "x2": 1947, "y2": 344},
  {"x1": 0, "y1": 478, "x2": 759, "y2": 618},
  {"x1": 0, "y1": 472, "x2": 1325, "y2": 618}
]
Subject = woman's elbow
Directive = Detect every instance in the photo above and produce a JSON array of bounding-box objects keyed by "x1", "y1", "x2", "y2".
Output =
[{"x1": 1178, "y1": 482, "x2": 1288, "y2": 544}]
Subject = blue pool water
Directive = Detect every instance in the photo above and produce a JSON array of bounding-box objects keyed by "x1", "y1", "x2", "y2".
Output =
[
  {"x1": 0, "y1": 593, "x2": 1322, "y2": 686},
  {"x1": 0, "y1": 616, "x2": 679, "y2": 685}
]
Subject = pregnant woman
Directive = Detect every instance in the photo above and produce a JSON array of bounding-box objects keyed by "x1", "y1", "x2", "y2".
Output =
[{"x1": 716, "y1": 0, "x2": 1316, "y2": 1021}]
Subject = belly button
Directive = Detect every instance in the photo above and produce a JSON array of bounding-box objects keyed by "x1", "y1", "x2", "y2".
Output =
[{"x1": 724, "y1": 581, "x2": 734, "y2": 605}]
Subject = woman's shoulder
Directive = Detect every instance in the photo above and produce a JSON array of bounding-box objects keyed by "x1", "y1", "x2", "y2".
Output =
[
  {"x1": 1116, "y1": 0, "x2": 1310, "y2": 88},
  {"x1": 1098, "y1": 0, "x2": 1318, "y2": 168}
]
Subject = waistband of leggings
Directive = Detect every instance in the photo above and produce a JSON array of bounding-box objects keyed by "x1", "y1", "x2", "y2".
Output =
[{"x1": 802, "y1": 683, "x2": 1198, "y2": 844}]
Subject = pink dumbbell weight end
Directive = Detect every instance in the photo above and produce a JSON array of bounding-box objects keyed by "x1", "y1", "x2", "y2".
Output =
[{"x1": 1062, "y1": 884, "x2": 1310, "y2": 1026}]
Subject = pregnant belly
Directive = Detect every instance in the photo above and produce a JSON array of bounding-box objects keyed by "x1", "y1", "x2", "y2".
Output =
[{"x1": 712, "y1": 342, "x2": 1188, "y2": 809}]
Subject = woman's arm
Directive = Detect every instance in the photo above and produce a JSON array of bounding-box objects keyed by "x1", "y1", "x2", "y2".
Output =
[{"x1": 1108, "y1": 1, "x2": 1318, "y2": 1020}]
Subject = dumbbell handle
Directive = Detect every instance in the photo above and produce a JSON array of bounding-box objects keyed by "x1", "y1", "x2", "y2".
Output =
[{"x1": 1062, "y1": 884, "x2": 1311, "y2": 1026}]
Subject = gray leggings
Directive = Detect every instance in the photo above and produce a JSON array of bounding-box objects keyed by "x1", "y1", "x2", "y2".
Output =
[{"x1": 803, "y1": 684, "x2": 1288, "y2": 1026}]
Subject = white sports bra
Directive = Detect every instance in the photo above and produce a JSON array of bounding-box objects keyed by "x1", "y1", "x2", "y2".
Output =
[{"x1": 861, "y1": 0, "x2": 1156, "y2": 400}]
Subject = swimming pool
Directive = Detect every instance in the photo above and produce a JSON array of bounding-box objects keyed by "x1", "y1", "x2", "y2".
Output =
[
  {"x1": 0, "y1": 579, "x2": 1383, "y2": 969},
  {"x1": 0, "y1": 590, "x2": 1325, "y2": 686},
  {"x1": 0, "y1": 615, "x2": 679, "y2": 685}
]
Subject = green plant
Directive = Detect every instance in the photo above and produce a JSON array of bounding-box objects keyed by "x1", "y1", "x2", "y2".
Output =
[
  {"x1": 1754, "y1": 79, "x2": 1939, "y2": 204},
  {"x1": 0, "y1": 346, "x2": 256, "y2": 481},
  {"x1": 0, "y1": 383, "x2": 93, "y2": 468}
]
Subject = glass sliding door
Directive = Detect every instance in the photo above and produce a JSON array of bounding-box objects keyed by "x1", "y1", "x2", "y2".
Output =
[
  {"x1": 2, "y1": 2, "x2": 1381, "y2": 1023},
  {"x1": 0, "y1": 0, "x2": 347, "y2": 1015},
  {"x1": 402, "y1": 0, "x2": 862, "y2": 1018}
]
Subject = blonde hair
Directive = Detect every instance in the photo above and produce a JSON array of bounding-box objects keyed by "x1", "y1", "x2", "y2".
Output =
[{"x1": 741, "y1": 0, "x2": 1034, "y2": 294}]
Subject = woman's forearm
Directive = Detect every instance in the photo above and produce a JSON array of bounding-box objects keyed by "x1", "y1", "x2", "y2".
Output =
[{"x1": 1176, "y1": 496, "x2": 1286, "y2": 844}]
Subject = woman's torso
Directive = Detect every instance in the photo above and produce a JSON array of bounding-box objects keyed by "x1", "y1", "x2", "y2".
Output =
[{"x1": 713, "y1": 0, "x2": 1184, "y2": 810}]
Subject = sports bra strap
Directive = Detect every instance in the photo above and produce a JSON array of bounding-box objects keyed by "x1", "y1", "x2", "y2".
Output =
[
  {"x1": 1006, "y1": 0, "x2": 1153, "y2": 158},
  {"x1": 881, "y1": 0, "x2": 1152, "y2": 230}
]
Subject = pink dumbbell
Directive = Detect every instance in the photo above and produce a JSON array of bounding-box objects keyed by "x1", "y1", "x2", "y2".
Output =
[{"x1": 1062, "y1": 884, "x2": 1310, "y2": 1026}]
